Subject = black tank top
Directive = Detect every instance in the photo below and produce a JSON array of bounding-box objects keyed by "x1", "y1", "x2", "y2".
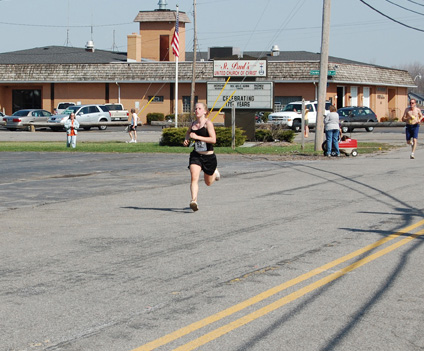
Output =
[{"x1": 192, "y1": 125, "x2": 214, "y2": 151}]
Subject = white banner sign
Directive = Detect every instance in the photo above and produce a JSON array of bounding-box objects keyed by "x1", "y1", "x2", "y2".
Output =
[
  {"x1": 207, "y1": 82, "x2": 273, "y2": 109},
  {"x1": 213, "y1": 60, "x2": 267, "y2": 77}
]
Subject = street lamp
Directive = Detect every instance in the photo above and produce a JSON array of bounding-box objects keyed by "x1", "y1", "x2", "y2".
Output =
[{"x1": 414, "y1": 74, "x2": 422, "y2": 81}]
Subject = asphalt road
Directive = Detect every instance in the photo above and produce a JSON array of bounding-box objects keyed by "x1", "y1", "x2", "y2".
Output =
[{"x1": 1, "y1": 128, "x2": 423, "y2": 351}]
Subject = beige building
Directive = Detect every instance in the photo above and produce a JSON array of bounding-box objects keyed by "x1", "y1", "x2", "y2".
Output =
[{"x1": 0, "y1": 5, "x2": 415, "y2": 127}]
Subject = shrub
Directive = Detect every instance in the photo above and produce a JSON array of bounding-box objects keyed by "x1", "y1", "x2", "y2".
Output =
[
  {"x1": 160, "y1": 127, "x2": 246, "y2": 147},
  {"x1": 255, "y1": 129, "x2": 273, "y2": 142},
  {"x1": 165, "y1": 113, "x2": 192, "y2": 124},
  {"x1": 262, "y1": 112, "x2": 271, "y2": 123},
  {"x1": 255, "y1": 124, "x2": 295, "y2": 142},
  {"x1": 215, "y1": 127, "x2": 246, "y2": 147},
  {"x1": 160, "y1": 127, "x2": 189, "y2": 146},
  {"x1": 276, "y1": 129, "x2": 296, "y2": 142},
  {"x1": 147, "y1": 113, "x2": 165, "y2": 124}
]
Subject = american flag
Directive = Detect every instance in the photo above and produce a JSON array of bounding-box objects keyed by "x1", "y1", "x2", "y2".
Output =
[{"x1": 171, "y1": 11, "x2": 180, "y2": 57}]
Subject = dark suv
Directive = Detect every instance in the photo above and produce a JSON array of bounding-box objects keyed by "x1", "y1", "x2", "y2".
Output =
[{"x1": 337, "y1": 107, "x2": 378, "y2": 133}]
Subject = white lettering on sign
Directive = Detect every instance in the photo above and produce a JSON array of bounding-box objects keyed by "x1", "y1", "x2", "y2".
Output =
[
  {"x1": 213, "y1": 60, "x2": 267, "y2": 77},
  {"x1": 207, "y1": 82, "x2": 273, "y2": 109}
]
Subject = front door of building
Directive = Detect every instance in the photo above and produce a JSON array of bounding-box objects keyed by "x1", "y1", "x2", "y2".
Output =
[
  {"x1": 363, "y1": 87, "x2": 370, "y2": 107},
  {"x1": 336, "y1": 86, "x2": 345, "y2": 109},
  {"x1": 160, "y1": 35, "x2": 169, "y2": 61}
]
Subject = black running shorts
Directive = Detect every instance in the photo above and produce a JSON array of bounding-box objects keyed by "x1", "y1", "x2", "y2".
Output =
[{"x1": 188, "y1": 151, "x2": 217, "y2": 175}]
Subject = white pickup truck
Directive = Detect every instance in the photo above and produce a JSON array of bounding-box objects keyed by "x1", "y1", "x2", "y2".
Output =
[
  {"x1": 105, "y1": 103, "x2": 129, "y2": 121},
  {"x1": 268, "y1": 101, "x2": 330, "y2": 132}
]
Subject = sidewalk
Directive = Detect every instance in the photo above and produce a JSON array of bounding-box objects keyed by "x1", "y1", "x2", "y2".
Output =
[{"x1": 0, "y1": 127, "x2": 406, "y2": 145}]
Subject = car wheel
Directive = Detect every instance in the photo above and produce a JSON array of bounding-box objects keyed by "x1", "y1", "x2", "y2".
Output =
[
  {"x1": 98, "y1": 119, "x2": 108, "y2": 130},
  {"x1": 351, "y1": 149, "x2": 358, "y2": 157},
  {"x1": 341, "y1": 126, "x2": 349, "y2": 133},
  {"x1": 292, "y1": 120, "x2": 301, "y2": 132},
  {"x1": 365, "y1": 126, "x2": 374, "y2": 132}
]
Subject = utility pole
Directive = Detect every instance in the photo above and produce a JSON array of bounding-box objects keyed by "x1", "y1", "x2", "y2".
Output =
[
  {"x1": 190, "y1": 0, "x2": 197, "y2": 119},
  {"x1": 314, "y1": 0, "x2": 331, "y2": 151}
]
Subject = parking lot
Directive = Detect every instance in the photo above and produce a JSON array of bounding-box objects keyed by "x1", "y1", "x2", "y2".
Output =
[
  {"x1": 0, "y1": 124, "x2": 409, "y2": 145},
  {"x1": 1, "y1": 127, "x2": 423, "y2": 351}
]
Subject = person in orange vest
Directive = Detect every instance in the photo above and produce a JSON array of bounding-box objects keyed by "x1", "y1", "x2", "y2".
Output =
[{"x1": 64, "y1": 113, "x2": 80, "y2": 148}]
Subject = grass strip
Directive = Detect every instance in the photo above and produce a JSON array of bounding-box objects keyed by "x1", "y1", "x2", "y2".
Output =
[{"x1": 0, "y1": 141, "x2": 395, "y2": 155}]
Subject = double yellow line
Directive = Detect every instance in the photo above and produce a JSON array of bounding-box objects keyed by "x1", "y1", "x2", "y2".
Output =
[{"x1": 132, "y1": 219, "x2": 424, "y2": 351}]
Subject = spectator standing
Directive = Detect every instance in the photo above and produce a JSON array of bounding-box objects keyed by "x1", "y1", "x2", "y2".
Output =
[
  {"x1": 402, "y1": 99, "x2": 422, "y2": 159},
  {"x1": 304, "y1": 108, "x2": 309, "y2": 138},
  {"x1": 64, "y1": 113, "x2": 79, "y2": 148},
  {"x1": 324, "y1": 105, "x2": 340, "y2": 157}
]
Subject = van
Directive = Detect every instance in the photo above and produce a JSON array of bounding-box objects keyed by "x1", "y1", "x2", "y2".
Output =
[{"x1": 56, "y1": 102, "x2": 76, "y2": 114}]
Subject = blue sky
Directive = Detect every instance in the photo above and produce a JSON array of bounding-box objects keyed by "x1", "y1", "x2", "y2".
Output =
[{"x1": 1, "y1": 0, "x2": 423, "y2": 68}]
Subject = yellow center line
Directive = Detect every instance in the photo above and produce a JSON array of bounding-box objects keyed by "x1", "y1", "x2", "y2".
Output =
[
  {"x1": 132, "y1": 219, "x2": 424, "y2": 351},
  {"x1": 173, "y1": 228, "x2": 424, "y2": 351}
]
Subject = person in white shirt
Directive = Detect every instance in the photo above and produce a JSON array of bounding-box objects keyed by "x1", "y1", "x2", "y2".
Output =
[
  {"x1": 127, "y1": 108, "x2": 139, "y2": 143},
  {"x1": 64, "y1": 113, "x2": 79, "y2": 148}
]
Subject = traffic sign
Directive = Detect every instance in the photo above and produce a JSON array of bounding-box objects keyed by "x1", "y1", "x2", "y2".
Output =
[{"x1": 310, "y1": 70, "x2": 336, "y2": 76}]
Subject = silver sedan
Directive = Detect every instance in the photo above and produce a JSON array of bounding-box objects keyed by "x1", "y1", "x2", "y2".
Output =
[{"x1": 3, "y1": 109, "x2": 52, "y2": 131}]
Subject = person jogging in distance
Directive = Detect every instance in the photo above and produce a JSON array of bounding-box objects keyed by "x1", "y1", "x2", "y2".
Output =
[
  {"x1": 127, "y1": 108, "x2": 138, "y2": 143},
  {"x1": 402, "y1": 98, "x2": 422, "y2": 159}
]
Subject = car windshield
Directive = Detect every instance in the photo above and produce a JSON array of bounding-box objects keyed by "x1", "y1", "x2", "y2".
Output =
[
  {"x1": 63, "y1": 106, "x2": 80, "y2": 114},
  {"x1": 283, "y1": 104, "x2": 303, "y2": 112},
  {"x1": 12, "y1": 110, "x2": 30, "y2": 116},
  {"x1": 58, "y1": 103, "x2": 74, "y2": 109}
]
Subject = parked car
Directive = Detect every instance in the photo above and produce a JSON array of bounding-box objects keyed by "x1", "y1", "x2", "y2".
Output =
[
  {"x1": 48, "y1": 104, "x2": 111, "y2": 131},
  {"x1": 105, "y1": 103, "x2": 129, "y2": 121},
  {"x1": 3, "y1": 109, "x2": 52, "y2": 130},
  {"x1": 268, "y1": 101, "x2": 331, "y2": 132},
  {"x1": 338, "y1": 107, "x2": 378, "y2": 133},
  {"x1": 56, "y1": 102, "x2": 76, "y2": 114}
]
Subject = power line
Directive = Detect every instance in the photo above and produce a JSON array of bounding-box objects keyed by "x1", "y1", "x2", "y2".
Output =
[
  {"x1": 0, "y1": 21, "x2": 133, "y2": 28},
  {"x1": 384, "y1": 0, "x2": 424, "y2": 15},
  {"x1": 406, "y1": 0, "x2": 424, "y2": 7},
  {"x1": 358, "y1": 0, "x2": 424, "y2": 32}
]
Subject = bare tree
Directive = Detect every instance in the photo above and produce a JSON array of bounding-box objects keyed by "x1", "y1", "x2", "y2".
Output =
[{"x1": 396, "y1": 62, "x2": 424, "y2": 96}]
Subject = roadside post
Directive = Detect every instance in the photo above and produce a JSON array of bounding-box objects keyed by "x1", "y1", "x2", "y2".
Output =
[
  {"x1": 231, "y1": 103, "x2": 235, "y2": 150},
  {"x1": 301, "y1": 99, "x2": 305, "y2": 151}
]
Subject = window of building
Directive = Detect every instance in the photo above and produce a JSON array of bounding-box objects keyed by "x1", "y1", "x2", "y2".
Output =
[
  {"x1": 12, "y1": 89, "x2": 41, "y2": 113},
  {"x1": 182, "y1": 96, "x2": 198, "y2": 113},
  {"x1": 148, "y1": 96, "x2": 164, "y2": 103},
  {"x1": 274, "y1": 96, "x2": 302, "y2": 111}
]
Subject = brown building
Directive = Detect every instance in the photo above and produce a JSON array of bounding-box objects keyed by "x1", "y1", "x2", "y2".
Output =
[{"x1": 0, "y1": 6, "x2": 415, "y2": 126}]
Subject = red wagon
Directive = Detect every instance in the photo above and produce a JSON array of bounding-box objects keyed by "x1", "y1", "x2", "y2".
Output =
[{"x1": 322, "y1": 137, "x2": 358, "y2": 157}]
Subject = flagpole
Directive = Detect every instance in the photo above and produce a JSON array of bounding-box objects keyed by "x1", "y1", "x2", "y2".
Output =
[{"x1": 174, "y1": 5, "x2": 179, "y2": 128}]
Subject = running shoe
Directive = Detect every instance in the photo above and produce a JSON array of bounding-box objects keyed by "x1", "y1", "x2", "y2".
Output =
[
  {"x1": 190, "y1": 201, "x2": 199, "y2": 212},
  {"x1": 214, "y1": 168, "x2": 221, "y2": 181},
  {"x1": 410, "y1": 153, "x2": 415, "y2": 159}
]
